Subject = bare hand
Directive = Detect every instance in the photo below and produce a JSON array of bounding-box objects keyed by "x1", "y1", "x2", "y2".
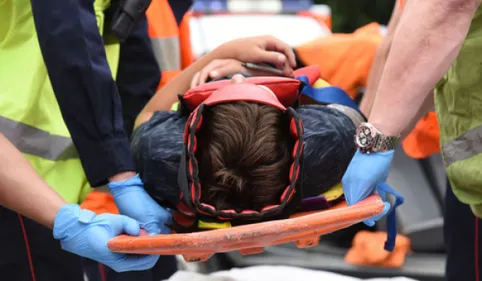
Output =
[
  {"x1": 191, "y1": 59, "x2": 288, "y2": 88},
  {"x1": 214, "y1": 35, "x2": 296, "y2": 77}
]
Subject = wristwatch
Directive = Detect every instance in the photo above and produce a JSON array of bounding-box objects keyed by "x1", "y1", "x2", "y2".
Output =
[{"x1": 354, "y1": 122, "x2": 400, "y2": 154}]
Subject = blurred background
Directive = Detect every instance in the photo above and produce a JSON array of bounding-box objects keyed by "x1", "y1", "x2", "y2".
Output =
[{"x1": 315, "y1": 0, "x2": 394, "y2": 33}]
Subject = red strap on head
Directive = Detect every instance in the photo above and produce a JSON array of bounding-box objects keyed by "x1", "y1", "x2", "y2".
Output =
[
  {"x1": 182, "y1": 76, "x2": 302, "y2": 112},
  {"x1": 202, "y1": 83, "x2": 287, "y2": 110}
]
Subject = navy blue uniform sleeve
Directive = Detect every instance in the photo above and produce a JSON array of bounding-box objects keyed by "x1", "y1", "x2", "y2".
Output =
[
  {"x1": 29, "y1": 0, "x2": 135, "y2": 187},
  {"x1": 117, "y1": 14, "x2": 160, "y2": 138}
]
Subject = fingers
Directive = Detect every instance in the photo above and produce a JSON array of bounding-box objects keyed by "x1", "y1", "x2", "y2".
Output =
[
  {"x1": 160, "y1": 223, "x2": 172, "y2": 234},
  {"x1": 142, "y1": 221, "x2": 162, "y2": 235},
  {"x1": 281, "y1": 61, "x2": 294, "y2": 78},
  {"x1": 121, "y1": 215, "x2": 141, "y2": 236},
  {"x1": 342, "y1": 179, "x2": 374, "y2": 206},
  {"x1": 191, "y1": 60, "x2": 227, "y2": 88},
  {"x1": 111, "y1": 253, "x2": 160, "y2": 272},
  {"x1": 191, "y1": 59, "x2": 248, "y2": 88},
  {"x1": 190, "y1": 72, "x2": 201, "y2": 89},
  {"x1": 197, "y1": 59, "x2": 230, "y2": 87},
  {"x1": 209, "y1": 63, "x2": 246, "y2": 80},
  {"x1": 142, "y1": 214, "x2": 172, "y2": 235},
  {"x1": 377, "y1": 188, "x2": 388, "y2": 202},
  {"x1": 258, "y1": 36, "x2": 297, "y2": 76},
  {"x1": 99, "y1": 214, "x2": 141, "y2": 237},
  {"x1": 158, "y1": 209, "x2": 173, "y2": 234},
  {"x1": 363, "y1": 201, "x2": 391, "y2": 227},
  {"x1": 140, "y1": 206, "x2": 172, "y2": 235},
  {"x1": 248, "y1": 51, "x2": 294, "y2": 77},
  {"x1": 249, "y1": 50, "x2": 286, "y2": 68},
  {"x1": 262, "y1": 36, "x2": 297, "y2": 68},
  {"x1": 363, "y1": 220, "x2": 375, "y2": 227}
]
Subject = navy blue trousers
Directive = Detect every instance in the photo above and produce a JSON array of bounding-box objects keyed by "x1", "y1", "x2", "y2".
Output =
[{"x1": 444, "y1": 181, "x2": 482, "y2": 281}]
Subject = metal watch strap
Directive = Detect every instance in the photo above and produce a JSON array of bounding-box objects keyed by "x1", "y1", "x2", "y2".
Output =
[
  {"x1": 355, "y1": 122, "x2": 401, "y2": 153},
  {"x1": 373, "y1": 134, "x2": 400, "y2": 152}
]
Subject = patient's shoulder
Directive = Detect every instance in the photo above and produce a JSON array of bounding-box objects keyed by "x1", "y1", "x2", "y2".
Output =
[
  {"x1": 138, "y1": 110, "x2": 185, "y2": 131},
  {"x1": 295, "y1": 104, "x2": 357, "y2": 198},
  {"x1": 296, "y1": 104, "x2": 354, "y2": 135},
  {"x1": 132, "y1": 110, "x2": 186, "y2": 160},
  {"x1": 131, "y1": 111, "x2": 186, "y2": 206}
]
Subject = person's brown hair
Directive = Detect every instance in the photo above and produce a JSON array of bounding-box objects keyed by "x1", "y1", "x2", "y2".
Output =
[{"x1": 196, "y1": 102, "x2": 293, "y2": 212}]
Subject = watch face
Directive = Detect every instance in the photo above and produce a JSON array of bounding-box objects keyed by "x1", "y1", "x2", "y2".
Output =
[{"x1": 355, "y1": 124, "x2": 376, "y2": 150}]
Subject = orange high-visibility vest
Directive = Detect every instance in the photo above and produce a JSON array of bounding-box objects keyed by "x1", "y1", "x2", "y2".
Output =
[
  {"x1": 146, "y1": 0, "x2": 183, "y2": 89},
  {"x1": 179, "y1": 10, "x2": 195, "y2": 69},
  {"x1": 81, "y1": 191, "x2": 119, "y2": 215}
]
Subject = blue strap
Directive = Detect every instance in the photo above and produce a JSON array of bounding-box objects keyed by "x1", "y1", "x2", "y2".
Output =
[
  {"x1": 296, "y1": 75, "x2": 365, "y2": 117},
  {"x1": 377, "y1": 183, "x2": 405, "y2": 252}
]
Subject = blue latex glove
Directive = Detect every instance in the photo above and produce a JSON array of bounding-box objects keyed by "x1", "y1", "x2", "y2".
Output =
[
  {"x1": 53, "y1": 204, "x2": 158, "y2": 272},
  {"x1": 108, "y1": 174, "x2": 172, "y2": 235},
  {"x1": 342, "y1": 149, "x2": 395, "y2": 226}
]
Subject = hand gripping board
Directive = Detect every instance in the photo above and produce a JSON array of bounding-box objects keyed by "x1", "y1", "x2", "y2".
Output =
[{"x1": 108, "y1": 195, "x2": 385, "y2": 263}]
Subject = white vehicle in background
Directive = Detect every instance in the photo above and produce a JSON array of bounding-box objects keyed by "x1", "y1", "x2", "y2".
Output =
[{"x1": 186, "y1": 0, "x2": 333, "y2": 60}]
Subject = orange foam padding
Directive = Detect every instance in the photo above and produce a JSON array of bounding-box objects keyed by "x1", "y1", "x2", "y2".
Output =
[
  {"x1": 345, "y1": 231, "x2": 412, "y2": 268},
  {"x1": 108, "y1": 195, "x2": 385, "y2": 262}
]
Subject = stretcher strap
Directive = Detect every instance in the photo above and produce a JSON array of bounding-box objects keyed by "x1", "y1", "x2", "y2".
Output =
[
  {"x1": 296, "y1": 75, "x2": 366, "y2": 119},
  {"x1": 377, "y1": 182, "x2": 405, "y2": 252}
]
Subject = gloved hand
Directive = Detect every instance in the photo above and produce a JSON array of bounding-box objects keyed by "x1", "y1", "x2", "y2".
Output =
[
  {"x1": 108, "y1": 174, "x2": 171, "y2": 235},
  {"x1": 53, "y1": 204, "x2": 158, "y2": 272},
  {"x1": 342, "y1": 149, "x2": 395, "y2": 226}
]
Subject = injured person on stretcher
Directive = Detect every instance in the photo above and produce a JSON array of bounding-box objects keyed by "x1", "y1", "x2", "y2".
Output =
[{"x1": 131, "y1": 35, "x2": 366, "y2": 233}]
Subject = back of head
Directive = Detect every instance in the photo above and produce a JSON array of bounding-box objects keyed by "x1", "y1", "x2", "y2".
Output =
[{"x1": 196, "y1": 102, "x2": 293, "y2": 211}]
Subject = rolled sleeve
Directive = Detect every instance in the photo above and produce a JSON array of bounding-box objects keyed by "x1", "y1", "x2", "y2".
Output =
[{"x1": 30, "y1": 0, "x2": 134, "y2": 186}]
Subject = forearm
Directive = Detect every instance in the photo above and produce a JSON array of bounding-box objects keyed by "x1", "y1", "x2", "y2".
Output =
[
  {"x1": 401, "y1": 91, "x2": 434, "y2": 139},
  {"x1": 360, "y1": 0, "x2": 402, "y2": 117},
  {"x1": 30, "y1": 0, "x2": 135, "y2": 186},
  {"x1": 135, "y1": 47, "x2": 230, "y2": 127},
  {"x1": 0, "y1": 134, "x2": 66, "y2": 229},
  {"x1": 360, "y1": 41, "x2": 391, "y2": 117},
  {"x1": 369, "y1": 0, "x2": 479, "y2": 136}
]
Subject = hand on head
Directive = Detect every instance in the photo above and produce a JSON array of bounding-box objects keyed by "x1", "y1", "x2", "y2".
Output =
[
  {"x1": 191, "y1": 35, "x2": 297, "y2": 88},
  {"x1": 225, "y1": 35, "x2": 297, "y2": 74}
]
